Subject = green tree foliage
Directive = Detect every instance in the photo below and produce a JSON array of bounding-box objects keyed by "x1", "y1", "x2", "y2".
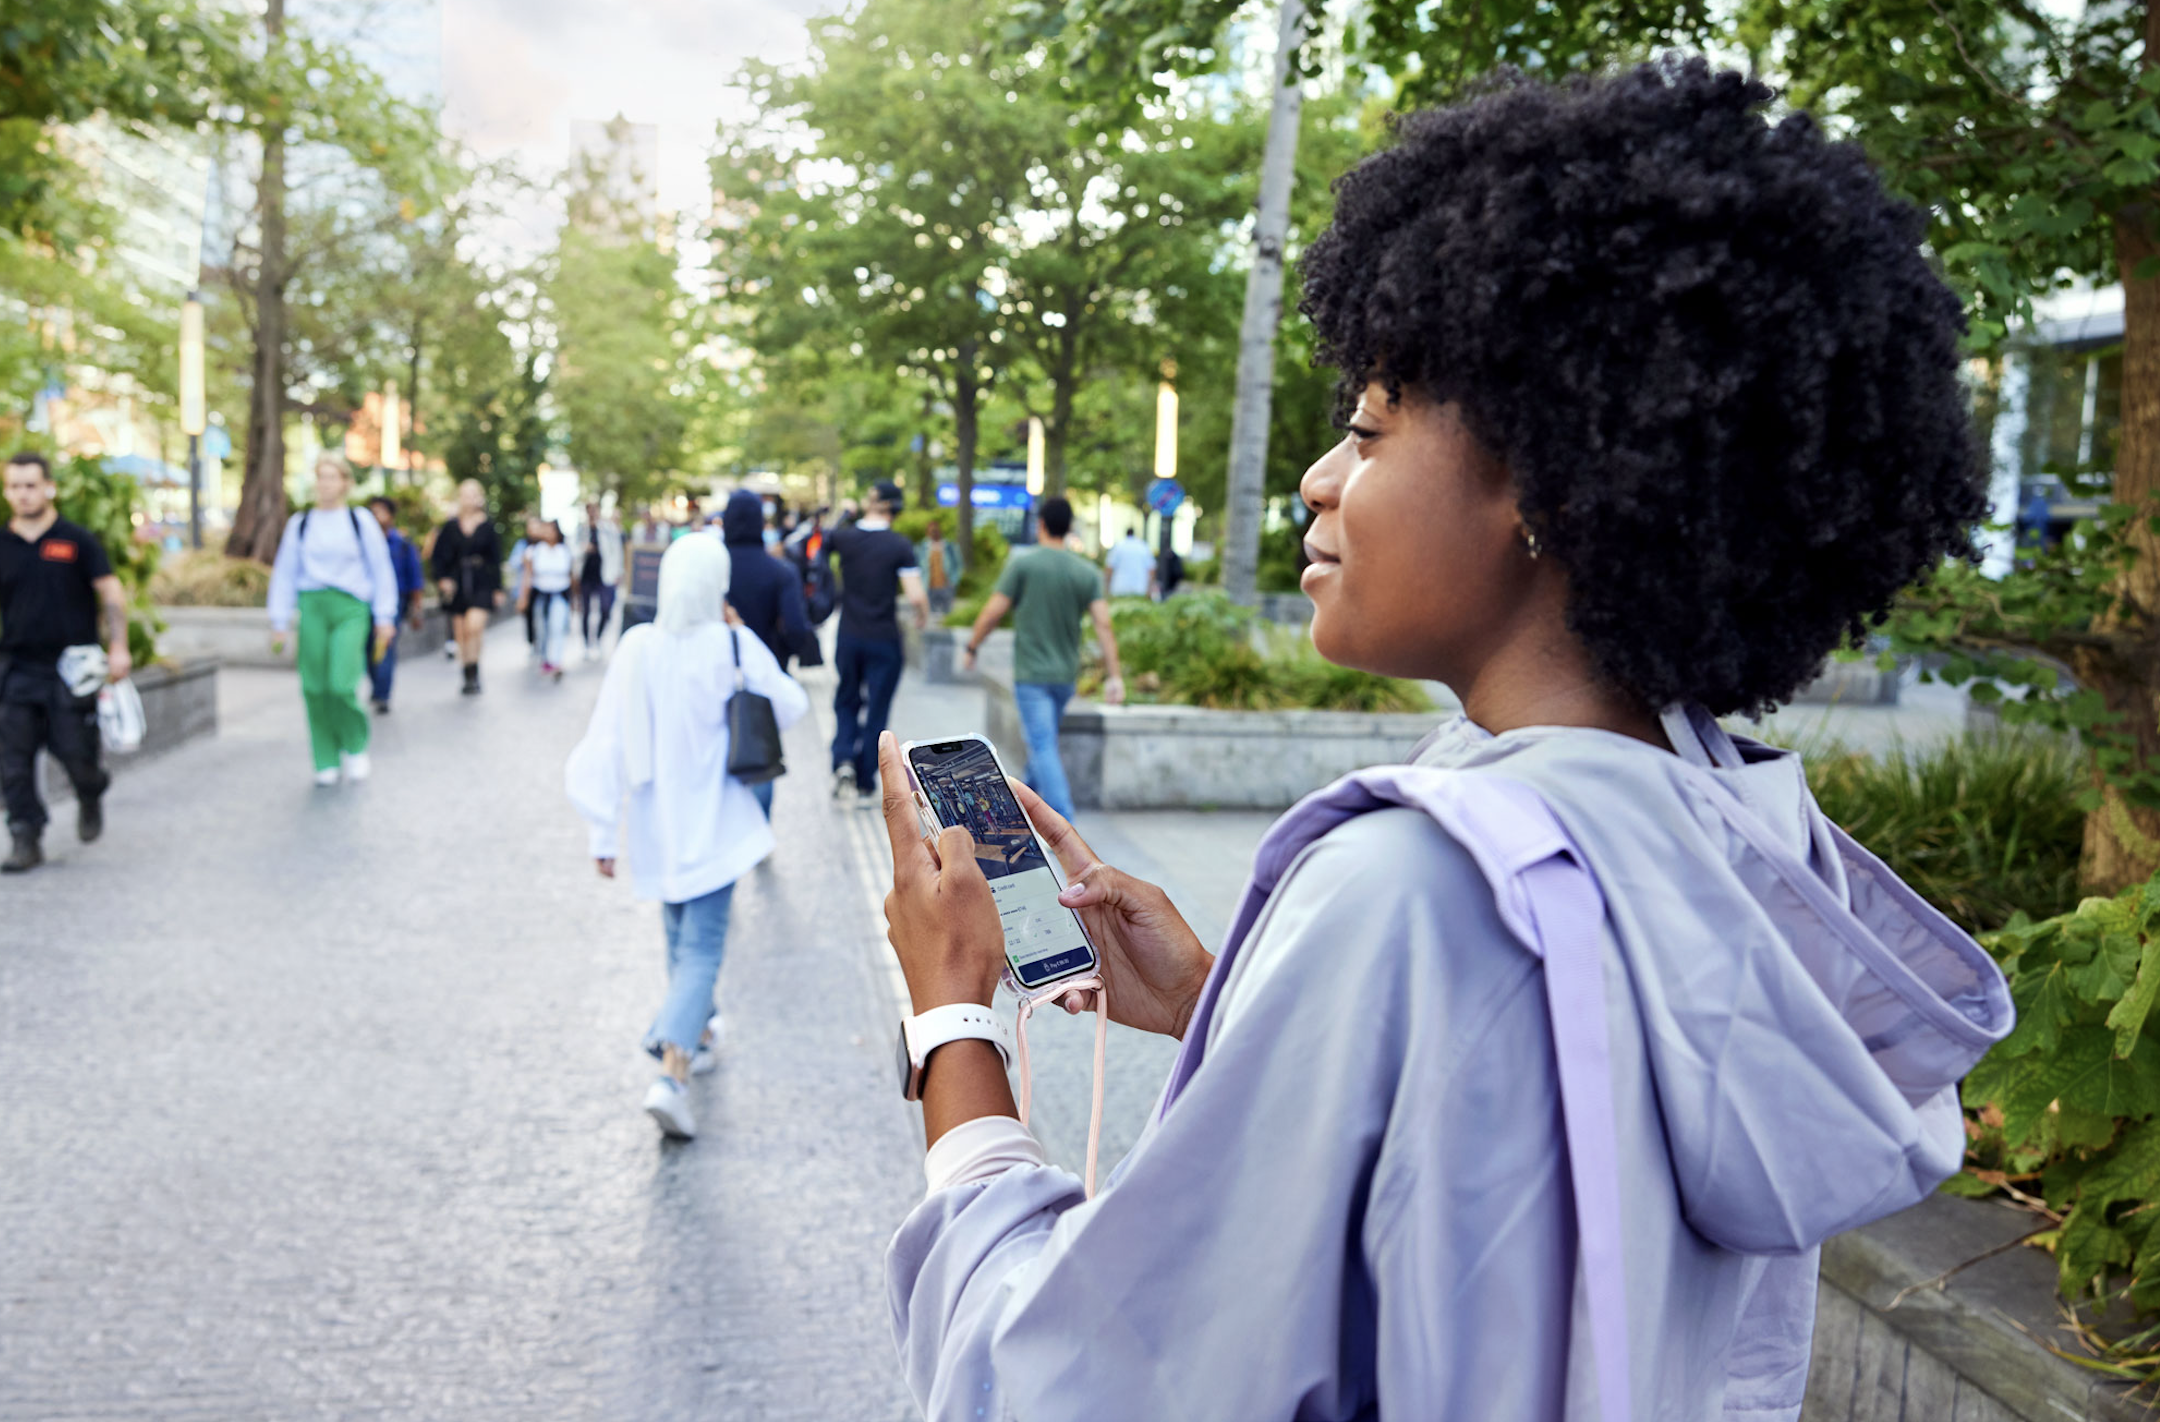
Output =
[
  {"x1": 548, "y1": 225, "x2": 692, "y2": 507},
  {"x1": 442, "y1": 352, "x2": 547, "y2": 529}
]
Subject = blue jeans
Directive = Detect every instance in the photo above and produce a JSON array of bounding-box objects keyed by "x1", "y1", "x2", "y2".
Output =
[
  {"x1": 535, "y1": 590, "x2": 571, "y2": 667},
  {"x1": 368, "y1": 630, "x2": 399, "y2": 705},
  {"x1": 647, "y1": 882, "x2": 737, "y2": 1056},
  {"x1": 1013, "y1": 681, "x2": 1076, "y2": 820},
  {"x1": 831, "y1": 633, "x2": 905, "y2": 789},
  {"x1": 751, "y1": 779, "x2": 773, "y2": 819}
]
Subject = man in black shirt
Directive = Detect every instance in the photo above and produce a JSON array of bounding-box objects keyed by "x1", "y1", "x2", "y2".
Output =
[
  {"x1": 825, "y1": 481, "x2": 928, "y2": 802},
  {"x1": 0, "y1": 451, "x2": 129, "y2": 872}
]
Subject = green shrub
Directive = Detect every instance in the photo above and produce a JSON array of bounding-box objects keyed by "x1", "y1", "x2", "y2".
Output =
[
  {"x1": 1802, "y1": 733, "x2": 2085, "y2": 936},
  {"x1": 1955, "y1": 879, "x2": 2160, "y2": 1311},
  {"x1": 150, "y1": 551, "x2": 272, "y2": 608},
  {"x1": 1086, "y1": 591, "x2": 1429, "y2": 713}
]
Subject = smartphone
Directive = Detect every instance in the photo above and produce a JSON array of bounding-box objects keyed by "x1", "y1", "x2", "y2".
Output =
[{"x1": 901, "y1": 734, "x2": 1102, "y2": 992}]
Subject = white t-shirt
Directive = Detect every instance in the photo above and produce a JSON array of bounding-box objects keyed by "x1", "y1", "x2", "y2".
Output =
[
  {"x1": 1105, "y1": 536, "x2": 1154, "y2": 597},
  {"x1": 527, "y1": 542, "x2": 574, "y2": 593}
]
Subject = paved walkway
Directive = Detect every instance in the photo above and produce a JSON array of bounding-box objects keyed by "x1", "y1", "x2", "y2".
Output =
[
  {"x1": 0, "y1": 623, "x2": 1285, "y2": 1421},
  {"x1": 0, "y1": 630, "x2": 926, "y2": 1421}
]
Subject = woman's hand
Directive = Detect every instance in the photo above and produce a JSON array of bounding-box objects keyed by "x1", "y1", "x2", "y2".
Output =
[
  {"x1": 437, "y1": 577, "x2": 455, "y2": 601},
  {"x1": 1007, "y1": 778, "x2": 1215, "y2": 1039},
  {"x1": 877, "y1": 733, "x2": 1007, "y2": 1013},
  {"x1": 595, "y1": 857, "x2": 615, "y2": 879}
]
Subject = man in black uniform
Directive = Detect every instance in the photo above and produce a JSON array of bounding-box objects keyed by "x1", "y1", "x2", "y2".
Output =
[
  {"x1": 0, "y1": 451, "x2": 130, "y2": 872},
  {"x1": 825, "y1": 480, "x2": 927, "y2": 803}
]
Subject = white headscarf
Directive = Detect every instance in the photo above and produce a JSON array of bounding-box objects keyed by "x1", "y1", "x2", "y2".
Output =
[
  {"x1": 654, "y1": 533, "x2": 731, "y2": 635},
  {"x1": 619, "y1": 535, "x2": 735, "y2": 787}
]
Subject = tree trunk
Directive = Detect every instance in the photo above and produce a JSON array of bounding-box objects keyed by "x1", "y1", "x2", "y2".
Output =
[
  {"x1": 1220, "y1": 0, "x2": 1304, "y2": 607},
  {"x1": 1045, "y1": 322, "x2": 1078, "y2": 498},
  {"x1": 225, "y1": 0, "x2": 288, "y2": 563},
  {"x1": 953, "y1": 339, "x2": 979, "y2": 557},
  {"x1": 913, "y1": 389, "x2": 936, "y2": 511},
  {"x1": 2080, "y1": 212, "x2": 2160, "y2": 890},
  {"x1": 2078, "y1": 0, "x2": 2160, "y2": 891}
]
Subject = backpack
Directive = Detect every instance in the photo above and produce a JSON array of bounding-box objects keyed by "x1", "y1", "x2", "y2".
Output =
[{"x1": 795, "y1": 529, "x2": 837, "y2": 626}]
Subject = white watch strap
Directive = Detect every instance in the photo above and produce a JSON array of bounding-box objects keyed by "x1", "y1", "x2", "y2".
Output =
[{"x1": 906, "y1": 1002, "x2": 1013, "y2": 1071}]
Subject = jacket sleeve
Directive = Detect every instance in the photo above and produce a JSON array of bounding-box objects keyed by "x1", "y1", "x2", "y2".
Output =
[
  {"x1": 266, "y1": 516, "x2": 302, "y2": 632},
  {"x1": 564, "y1": 638, "x2": 630, "y2": 858},
  {"x1": 736, "y1": 626, "x2": 809, "y2": 729},
  {"x1": 778, "y1": 569, "x2": 813, "y2": 647},
  {"x1": 887, "y1": 811, "x2": 1522, "y2": 1422},
  {"x1": 429, "y1": 525, "x2": 455, "y2": 582}
]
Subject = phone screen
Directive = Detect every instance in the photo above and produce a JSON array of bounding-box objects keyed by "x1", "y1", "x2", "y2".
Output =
[{"x1": 907, "y1": 739, "x2": 1099, "y2": 989}]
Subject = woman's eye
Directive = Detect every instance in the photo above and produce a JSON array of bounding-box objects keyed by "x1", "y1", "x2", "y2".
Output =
[{"x1": 1347, "y1": 424, "x2": 1379, "y2": 444}]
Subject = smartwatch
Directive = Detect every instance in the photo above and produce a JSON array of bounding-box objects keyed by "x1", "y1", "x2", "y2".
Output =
[{"x1": 897, "y1": 1002, "x2": 1012, "y2": 1101}]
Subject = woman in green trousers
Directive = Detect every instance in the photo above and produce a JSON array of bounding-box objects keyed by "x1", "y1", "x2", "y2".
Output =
[{"x1": 267, "y1": 455, "x2": 399, "y2": 785}]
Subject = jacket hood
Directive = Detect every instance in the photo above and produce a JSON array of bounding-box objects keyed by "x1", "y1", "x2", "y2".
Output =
[
  {"x1": 1415, "y1": 705, "x2": 2012, "y2": 1255},
  {"x1": 721, "y1": 489, "x2": 766, "y2": 546}
]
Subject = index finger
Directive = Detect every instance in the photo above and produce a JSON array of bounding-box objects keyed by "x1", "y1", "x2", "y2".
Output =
[
  {"x1": 877, "y1": 733, "x2": 938, "y2": 875},
  {"x1": 1009, "y1": 776, "x2": 1099, "y2": 880}
]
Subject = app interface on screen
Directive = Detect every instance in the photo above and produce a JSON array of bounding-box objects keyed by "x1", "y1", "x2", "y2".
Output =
[{"x1": 911, "y1": 742, "x2": 1095, "y2": 984}]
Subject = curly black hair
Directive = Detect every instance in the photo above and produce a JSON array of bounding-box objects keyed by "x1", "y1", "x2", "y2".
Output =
[{"x1": 1298, "y1": 58, "x2": 1985, "y2": 717}]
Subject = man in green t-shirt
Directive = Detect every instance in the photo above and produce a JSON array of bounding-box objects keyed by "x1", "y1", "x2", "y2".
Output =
[{"x1": 961, "y1": 496, "x2": 1124, "y2": 819}]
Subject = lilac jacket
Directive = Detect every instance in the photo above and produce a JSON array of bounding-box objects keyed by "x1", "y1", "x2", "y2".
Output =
[{"x1": 888, "y1": 705, "x2": 2012, "y2": 1420}]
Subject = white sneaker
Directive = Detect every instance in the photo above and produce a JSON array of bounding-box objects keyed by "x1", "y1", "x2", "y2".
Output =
[
  {"x1": 832, "y1": 763, "x2": 856, "y2": 800},
  {"x1": 313, "y1": 767, "x2": 339, "y2": 787},
  {"x1": 340, "y1": 751, "x2": 371, "y2": 782},
  {"x1": 691, "y1": 1013, "x2": 724, "y2": 1075},
  {"x1": 643, "y1": 1077, "x2": 696, "y2": 1138}
]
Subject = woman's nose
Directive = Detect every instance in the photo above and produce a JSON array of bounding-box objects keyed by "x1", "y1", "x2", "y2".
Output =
[{"x1": 1299, "y1": 437, "x2": 1351, "y2": 513}]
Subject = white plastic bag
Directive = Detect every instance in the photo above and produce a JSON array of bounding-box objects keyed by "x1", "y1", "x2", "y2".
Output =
[
  {"x1": 57, "y1": 643, "x2": 108, "y2": 699},
  {"x1": 97, "y1": 678, "x2": 144, "y2": 753}
]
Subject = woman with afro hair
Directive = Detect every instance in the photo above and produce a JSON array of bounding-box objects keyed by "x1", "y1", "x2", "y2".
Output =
[{"x1": 874, "y1": 58, "x2": 2011, "y2": 1421}]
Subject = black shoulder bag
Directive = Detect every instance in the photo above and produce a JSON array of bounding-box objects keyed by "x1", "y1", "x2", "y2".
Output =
[{"x1": 725, "y1": 628, "x2": 787, "y2": 784}]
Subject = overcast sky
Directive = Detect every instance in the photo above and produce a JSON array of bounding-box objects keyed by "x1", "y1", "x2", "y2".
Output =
[{"x1": 436, "y1": 0, "x2": 833, "y2": 246}]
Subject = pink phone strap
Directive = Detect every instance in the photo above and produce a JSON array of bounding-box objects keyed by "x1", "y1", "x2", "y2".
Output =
[{"x1": 1014, "y1": 975, "x2": 1109, "y2": 1198}]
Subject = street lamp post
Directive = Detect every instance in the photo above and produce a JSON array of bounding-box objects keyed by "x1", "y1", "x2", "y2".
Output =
[
  {"x1": 380, "y1": 380, "x2": 401, "y2": 489},
  {"x1": 1154, "y1": 360, "x2": 1179, "y2": 592},
  {"x1": 178, "y1": 291, "x2": 206, "y2": 549}
]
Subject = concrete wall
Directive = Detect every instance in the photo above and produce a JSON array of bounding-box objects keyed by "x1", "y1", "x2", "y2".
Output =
[
  {"x1": 157, "y1": 603, "x2": 507, "y2": 669},
  {"x1": 982, "y1": 671, "x2": 1438, "y2": 811}
]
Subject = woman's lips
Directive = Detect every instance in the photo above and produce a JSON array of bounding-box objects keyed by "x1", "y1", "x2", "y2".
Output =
[{"x1": 1300, "y1": 540, "x2": 1339, "y2": 594}]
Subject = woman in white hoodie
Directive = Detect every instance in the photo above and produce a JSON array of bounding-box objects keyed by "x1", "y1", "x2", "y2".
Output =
[{"x1": 566, "y1": 535, "x2": 808, "y2": 1139}]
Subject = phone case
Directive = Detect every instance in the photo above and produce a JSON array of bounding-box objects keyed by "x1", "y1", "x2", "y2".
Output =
[{"x1": 899, "y1": 733, "x2": 1101, "y2": 993}]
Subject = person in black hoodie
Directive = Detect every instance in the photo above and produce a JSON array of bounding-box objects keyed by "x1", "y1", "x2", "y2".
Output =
[{"x1": 721, "y1": 489, "x2": 816, "y2": 673}]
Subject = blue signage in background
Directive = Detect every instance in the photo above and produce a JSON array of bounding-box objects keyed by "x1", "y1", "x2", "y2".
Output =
[
  {"x1": 1145, "y1": 478, "x2": 1185, "y2": 517},
  {"x1": 935, "y1": 482, "x2": 1033, "y2": 510},
  {"x1": 936, "y1": 478, "x2": 1034, "y2": 542}
]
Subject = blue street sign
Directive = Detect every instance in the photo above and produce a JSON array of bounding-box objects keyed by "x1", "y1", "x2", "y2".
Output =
[
  {"x1": 1145, "y1": 478, "x2": 1185, "y2": 516},
  {"x1": 936, "y1": 481, "x2": 1033, "y2": 510}
]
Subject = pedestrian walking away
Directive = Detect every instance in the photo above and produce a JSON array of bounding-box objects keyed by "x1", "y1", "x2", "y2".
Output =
[
  {"x1": 520, "y1": 519, "x2": 574, "y2": 679},
  {"x1": 565, "y1": 535, "x2": 809, "y2": 1139},
  {"x1": 267, "y1": 454, "x2": 398, "y2": 786},
  {"x1": 511, "y1": 516, "x2": 542, "y2": 660},
  {"x1": 366, "y1": 495, "x2": 427, "y2": 713},
  {"x1": 0, "y1": 450, "x2": 130, "y2": 873},
  {"x1": 916, "y1": 517, "x2": 962, "y2": 619},
  {"x1": 721, "y1": 488, "x2": 816, "y2": 682},
  {"x1": 825, "y1": 480, "x2": 926, "y2": 804},
  {"x1": 575, "y1": 500, "x2": 623, "y2": 659},
  {"x1": 431, "y1": 479, "x2": 504, "y2": 695},
  {"x1": 962, "y1": 495, "x2": 1123, "y2": 821},
  {"x1": 1103, "y1": 525, "x2": 1155, "y2": 600},
  {"x1": 875, "y1": 63, "x2": 2012, "y2": 1421}
]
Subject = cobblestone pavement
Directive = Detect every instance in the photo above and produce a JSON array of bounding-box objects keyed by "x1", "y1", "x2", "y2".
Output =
[{"x1": 0, "y1": 630, "x2": 922, "y2": 1421}]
